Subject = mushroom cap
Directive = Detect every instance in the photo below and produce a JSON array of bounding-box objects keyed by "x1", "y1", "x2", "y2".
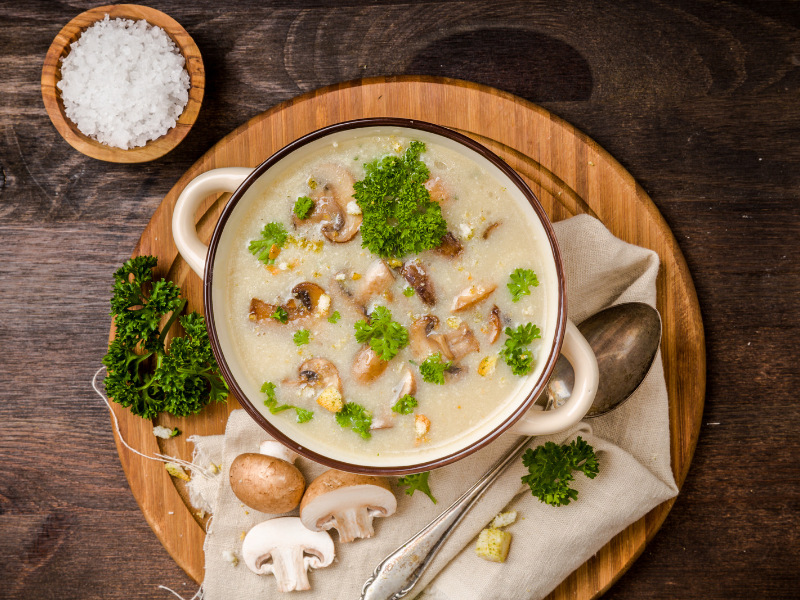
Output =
[
  {"x1": 243, "y1": 517, "x2": 334, "y2": 592},
  {"x1": 351, "y1": 344, "x2": 389, "y2": 384},
  {"x1": 229, "y1": 453, "x2": 305, "y2": 514},
  {"x1": 300, "y1": 470, "x2": 396, "y2": 534}
]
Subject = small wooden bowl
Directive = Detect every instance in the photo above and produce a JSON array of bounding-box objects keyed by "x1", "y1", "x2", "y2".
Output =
[{"x1": 41, "y1": 4, "x2": 204, "y2": 163}]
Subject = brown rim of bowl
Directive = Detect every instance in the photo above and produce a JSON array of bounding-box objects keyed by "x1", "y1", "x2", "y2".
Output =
[
  {"x1": 40, "y1": 4, "x2": 204, "y2": 163},
  {"x1": 203, "y1": 118, "x2": 567, "y2": 475}
]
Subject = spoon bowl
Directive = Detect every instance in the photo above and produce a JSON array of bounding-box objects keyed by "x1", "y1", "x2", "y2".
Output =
[{"x1": 543, "y1": 302, "x2": 662, "y2": 417}]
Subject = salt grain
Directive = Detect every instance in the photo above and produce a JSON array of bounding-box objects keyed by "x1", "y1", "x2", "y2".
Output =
[{"x1": 57, "y1": 15, "x2": 190, "y2": 149}]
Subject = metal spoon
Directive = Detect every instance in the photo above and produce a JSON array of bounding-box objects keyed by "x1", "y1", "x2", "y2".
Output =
[{"x1": 360, "y1": 302, "x2": 662, "y2": 600}]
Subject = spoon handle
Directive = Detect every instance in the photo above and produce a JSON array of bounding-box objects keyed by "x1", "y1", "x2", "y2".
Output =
[{"x1": 360, "y1": 435, "x2": 533, "y2": 600}]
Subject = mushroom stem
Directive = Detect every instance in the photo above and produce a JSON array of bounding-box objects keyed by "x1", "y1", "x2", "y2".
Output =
[
  {"x1": 328, "y1": 506, "x2": 378, "y2": 543},
  {"x1": 271, "y1": 546, "x2": 310, "y2": 592}
]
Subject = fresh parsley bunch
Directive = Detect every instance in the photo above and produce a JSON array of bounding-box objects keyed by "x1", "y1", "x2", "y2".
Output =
[
  {"x1": 397, "y1": 471, "x2": 437, "y2": 504},
  {"x1": 353, "y1": 141, "x2": 448, "y2": 259},
  {"x1": 354, "y1": 306, "x2": 409, "y2": 360},
  {"x1": 102, "y1": 256, "x2": 228, "y2": 419},
  {"x1": 521, "y1": 437, "x2": 599, "y2": 506}
]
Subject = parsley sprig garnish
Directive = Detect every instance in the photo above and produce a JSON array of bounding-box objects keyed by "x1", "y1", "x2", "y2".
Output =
[
  {"x1": 335, "y1": 402, "x2": 372, "y2": 438},
  {"x1": 415, "y1": 352, "x2": 452, "y2": 385},
  {"x1": 521, "y1": 436, "x2": 599, "y2": 506},
  {"x1": 261, "y1": 381, "x2": 313, "y2": 423},
  {"x1": 499, "y1": 323, "x2": 541, "y2": 376},
  {"x1": 271, "y1": 306, "x2": 289, "y2": 323},
  {"x1": 353, "y1": 141, "x2": 448, "y2": 259},
  {"x1": 398, "y1": 471, "x2": 437, "y2": 504},
  {"x1": 293, "y1": 196, "x2": 315, "y2": 220},
  {"x1": 327, "y1": 311, "x2": 341, "y2": 324},
  {"x1": 102, "y1": 256, "x2": 228, "y2": 419},
  {"x1": 508, "y1": 268, "x2": 539, "y2": 302},
  {"x1": 391, "y1": 394, "x2": 418, "y2": 414},
  {"x1": 293, "y1": 329, "x2": 310, "y2": 346},
  {"x1": 354, "y1": 306, "x2": 409, "y2": 361},
  {"x1": 248, "y1": 222, "x2": 288, "y2": 265}
]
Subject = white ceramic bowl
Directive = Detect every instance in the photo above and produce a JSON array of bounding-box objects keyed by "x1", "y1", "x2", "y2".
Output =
[{"x1": 173, "y1": 119, "x2": 598, "y2": 475}]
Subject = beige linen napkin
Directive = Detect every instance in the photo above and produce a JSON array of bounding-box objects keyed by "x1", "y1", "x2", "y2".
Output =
[{"x1": 190, "y1": 214, "x2": 678, "y2": 600}]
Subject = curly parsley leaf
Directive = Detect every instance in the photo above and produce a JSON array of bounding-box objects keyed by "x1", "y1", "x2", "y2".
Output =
[
  {"x1": 248, "y1": 222, "x2": 288, "y2": 265},
  {"x1": 353, "y1": 141, "x2": 448, "y2": 259},
  {"x1": 102, "y1": 256, "x2": 228, "y2": 420},
  {"x1": 261, "y1": 381, "x2": 313, "y2": 423},
  {"x1": 499, "y1": 323, "x2": 541, "y2": 376},
  {"x1": 391, "y1": 394, "x2": 418, "y2": 415},
  {"x1": 335, "y1": 402, "x2": 372, "y2": 439},
  {"x1": 354, "y1": 306, "x2": 409, "y2": 361},
  {"x1": 507, "y1": 268, "x2": 539, "y2": 302},
  {"x1": 416, "y1": 352, "x2": 452, "y2": 385},
  {"x1": 397, "y1": 471, "x2": 437, "y2": 504},
  {"x1": 521, "y1": 436, "x2": 599, "y2": 507},
  {"x1": 271, "y1": 306, "x2": 289, "y2": 323},
  {"x1": 293, "y1": 196, "x2": 315, "y2": 220},
  {"x1": 293, "y1": 329, "x2": 310, "y2": 346},
  {"x1": 327, "y1": 311, "x2": 341, "y2": 324}
]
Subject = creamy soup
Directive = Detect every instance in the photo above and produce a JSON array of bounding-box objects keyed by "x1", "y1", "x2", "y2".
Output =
[{"x1": 225, "y1": 135, "x2": 547, "y2": 459}]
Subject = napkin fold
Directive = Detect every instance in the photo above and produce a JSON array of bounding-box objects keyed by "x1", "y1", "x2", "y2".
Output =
[{"x1": 188, "y1": 215, "x2": 678, "y2": 600}]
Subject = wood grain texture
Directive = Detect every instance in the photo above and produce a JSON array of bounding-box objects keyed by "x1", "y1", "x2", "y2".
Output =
[
  {"x1": 1, "y1": 1, "x2": 799, "y2": 599},
  {"x1": 40, "y1": 4, "x2": 204, "y2": 163},
  {"x1": 111, "y1": 77, "x2": 705, "y2": 596}
]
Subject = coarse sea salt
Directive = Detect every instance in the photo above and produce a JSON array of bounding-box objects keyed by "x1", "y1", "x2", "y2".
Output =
[{"x1": 57, "y1": 15, "x2": 190, "y2": 150}]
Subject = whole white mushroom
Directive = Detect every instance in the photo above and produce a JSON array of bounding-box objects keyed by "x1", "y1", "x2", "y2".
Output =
[{"x1": 242, "y1": 517, "x2": 334, "y2": 592}]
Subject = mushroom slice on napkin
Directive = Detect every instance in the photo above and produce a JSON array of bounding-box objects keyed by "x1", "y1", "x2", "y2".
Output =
[
  {"x1": 242, "y1": 517, "x2": 334, "y2": 592},
  {"x1": 300, "y1": 470, "x2": 396, "y2": 542}
]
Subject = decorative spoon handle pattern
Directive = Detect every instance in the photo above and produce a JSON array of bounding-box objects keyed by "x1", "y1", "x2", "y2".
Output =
[{"x1": 360, "y1": 436, "x2": 533, "y2": 600}]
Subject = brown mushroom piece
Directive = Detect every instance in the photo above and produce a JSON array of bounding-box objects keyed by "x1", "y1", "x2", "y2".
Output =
[
  {"x1": 482, "y1": 221, "x2": 501, "y2": 240},
  {"x1": 435, "y1": 231, "x2": 463, "y2": 258},
  {"x1": 292, "y1": 194, "x2": 344, "y2": 230},
  {"x1": 314, "y1": 164, "x2": 362, "y2": 243},
  {"x1": 444, "y1": 322, "x2": 480, "y2": 361},
  {"x1": 450, "y1": 281, "x2": 498, "y2": 312},
  {"x1": 300, "y1": 470, "x2": 397, "y2": 543},
  {"x1": 353, "y1": 259, "x2": 395, "y2": 306},
  {"x1": 409, "y1": 315, "x2": 450, "y2": 360},
  {"x1": 351, "y1": 345, "x2": 389, "y2": 385},
  {"x1": 229, "y1": 441, "x2": 306, "y2": 514},
  {"x1": 372, "y1": 367, "x2": 416, "y2": 430},
  {"x1": 424, "y1": 176, "x2": 449, "y2": 203},
  {"x1": 292, "y1": 282, "x2": 328, "y2": 314},
  {"x1": 284, "y1": 358, "x2": 342, "y2": 393},
  {"x1": 487, "y1": 305, "x2": 502, "y2": 344},
  {"x1": 400, "y1": 261, "x2": 436, "y2": 306}
]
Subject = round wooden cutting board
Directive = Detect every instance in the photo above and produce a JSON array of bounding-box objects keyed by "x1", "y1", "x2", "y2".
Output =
[{"x1": 108, "y1": 76, "x2": 705, "y2": 598}]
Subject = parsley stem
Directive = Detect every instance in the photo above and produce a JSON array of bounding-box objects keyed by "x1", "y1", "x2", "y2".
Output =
[{"x1": 157, "y1": 298, "x2": 187, "y2": 349}]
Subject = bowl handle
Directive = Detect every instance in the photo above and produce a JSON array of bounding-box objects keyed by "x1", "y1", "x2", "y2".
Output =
[
  {"x1": 509, "y1": 320, "x2": 599, "y2": 436},
  {"x1": 172, "y1": 167, "x2": 254, "y2": 279}
]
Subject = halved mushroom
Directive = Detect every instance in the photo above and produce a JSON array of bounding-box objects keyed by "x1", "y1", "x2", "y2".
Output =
[
  {"x1": 482, "y1": 221, "x2": 502, "y2": 240},
  {"x1": 450, "y1": 281, "x2": 497, "y2": 312},
  {"x1": 352, "y1": 345, "x2": 389, "y2": 385},
  {"x1": 314, "y1": 164, "x2": 362, "y2": 243},
  {"x1": 300, "y1": 470, "x2": 397, "y2": 543},
  {"x1": 242, "y1": 517, "x2": 334, "y2": 592},
  {"x1": 444, "y1": 323, "x2": 480, "y2": 361},
  {"x1": 410, "y1": 315, "x2": 446, "y2": 360},
  {"x1": 229, "y1": 441, "x2": 305, "y2": 514},
  {"x1": 487, "y1": 305, "x2": 502, "y2": 344},
  {"x1": 401, "y1": 261, "x2": 436, "y2": 306},
  {"x1": 292, "y1": 282, "x2": 327, "y2": 314},
  {"x1": 284, "y1": 358, "x2": 342, "y2": 393},
  {"x1": 435, "y1": 232, "x2": 463, "y2": 258},
  {"x1": 353, "y1": 259, "x2": 395, "y2": 306}
]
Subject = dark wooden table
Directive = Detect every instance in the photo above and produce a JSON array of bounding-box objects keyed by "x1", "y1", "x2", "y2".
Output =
[{"x1": 1, "y1": 1, "x2": 798, "y2": 598}]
